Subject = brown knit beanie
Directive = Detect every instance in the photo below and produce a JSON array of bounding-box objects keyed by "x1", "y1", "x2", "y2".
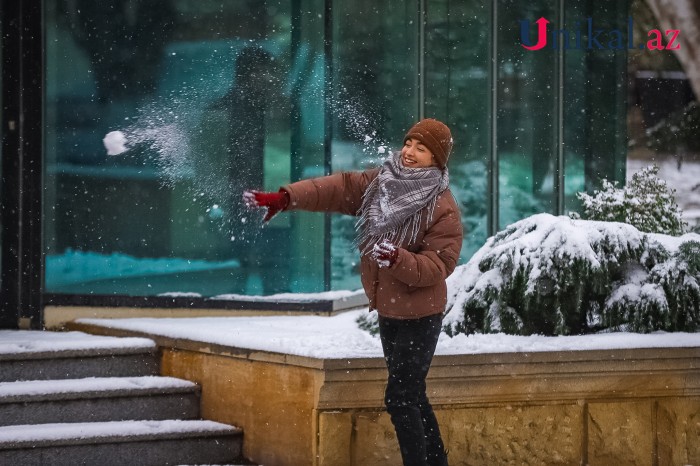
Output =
[{"x1": 404, "y1": 118, "x2": 453, "y2": 169}]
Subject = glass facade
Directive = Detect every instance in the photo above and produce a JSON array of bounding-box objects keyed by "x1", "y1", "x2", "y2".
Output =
[
  {"x1": 329, "y1": 1, "x2": 420, "y2": 290},
  {"x1": 564, "y1": 0, "x2": 628, "y2": 205},
  {"x1": 45, "y1": 1, "x2": 326, "y2": 296},
  {"x1": 42, "y1": 0, "x2": 628, "y2": 299},
  {"x1": 425, "y1": 0, "x2": 491, "y2": 258},
  {"x1": 497, "y1": 1, "x2": 558, "y2": 231}
]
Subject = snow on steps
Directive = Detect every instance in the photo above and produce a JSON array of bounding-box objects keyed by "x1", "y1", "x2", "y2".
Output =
[
  {"x1": 0, "y1": 376, "x2": 201, "y2": 426},
  {"x1": 0, "y1": 419, "x2": 243, "y2": 466},
  {"x1": 0, "y1": 330, "x2": 249, "y2": 465},
  {"x1": 0, "y1": 330, "x2": 159, "y2": 382}
]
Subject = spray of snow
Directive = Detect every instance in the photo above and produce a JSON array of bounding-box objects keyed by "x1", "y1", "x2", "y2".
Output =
[
  {"x1": 98, "y1": 69, "x2": 394, "y2": 248},
  {"x1": 330, "y1": 93, "x2": 392, "y2": 165}
]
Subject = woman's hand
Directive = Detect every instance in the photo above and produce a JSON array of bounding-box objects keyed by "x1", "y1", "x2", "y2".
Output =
[
  {"x1": 243, "y1": 189, "x2": 290, "y2": 222},
  {"x1": 372, "y1": 240, "x2": 399, "y2": 268}
]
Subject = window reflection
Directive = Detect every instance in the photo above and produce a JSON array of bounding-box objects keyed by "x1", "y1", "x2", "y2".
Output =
[{"x1": 45, "y1": 1, "x2": 321, "y2": 296}]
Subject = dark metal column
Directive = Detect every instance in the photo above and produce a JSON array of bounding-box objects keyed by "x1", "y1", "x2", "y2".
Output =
[
  {"x1": 0, "y1": 0, "x2": 44, "y2": 329},
  {"x1": 323, "y1": 0, "x2": 333, "y2": 291},
  {"x1": 487, "y1": 0, "x2": 499, "y2": 236}
]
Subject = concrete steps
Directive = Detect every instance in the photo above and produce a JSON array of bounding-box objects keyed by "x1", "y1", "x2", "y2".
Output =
[
  {"x1": 0, "y1": 332, "x2": 159, "y2": 382},
  {"x1": 0, "y1": 331, "x2": 249, "y2": 465},
  {"x1": 0, "y1": 419, "x2": 242, "y2": 466},
  {"x1": 0, "y1": 376, "x2": 201, "y2": 426}
]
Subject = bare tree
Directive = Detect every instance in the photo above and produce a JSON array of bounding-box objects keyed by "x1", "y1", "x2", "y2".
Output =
[{"x1": 645, "y1": 0, "x2": 700, "y2": 100}]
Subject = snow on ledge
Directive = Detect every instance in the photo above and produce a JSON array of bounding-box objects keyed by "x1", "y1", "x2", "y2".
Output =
[
  {"x1": 209, "y1": 289, "x2": 365, "y2": 303},
  {"x1": 77, "y1": 310, "x2": 700, "y2": 360}
]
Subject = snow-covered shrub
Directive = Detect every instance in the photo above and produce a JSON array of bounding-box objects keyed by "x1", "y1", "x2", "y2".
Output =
[
  {"x1": 645, "y1": 240, "x2": 700, "y2": 331},
  {"x1": 574, "y1": 165, "x2": 686, "y2": 236},
  {"x1": 356, "y1": 311, "x2": 379, "y2": 336},
  {"x1": 443, "y1": 214, "x2": 700, "y2": 336}
]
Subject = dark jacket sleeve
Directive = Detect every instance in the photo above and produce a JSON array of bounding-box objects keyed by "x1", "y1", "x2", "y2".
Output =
[
  {"x1": 281, "y1": 168, "x2": 380, "y2": 216},
  {"x1": 387, "y1": 199, "x2": 463, "y2": 287}
]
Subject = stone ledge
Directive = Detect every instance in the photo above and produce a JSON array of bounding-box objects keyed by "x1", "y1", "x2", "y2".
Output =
[{"x1": 70, "y1": 322, "x2": 700, "y2": 465}]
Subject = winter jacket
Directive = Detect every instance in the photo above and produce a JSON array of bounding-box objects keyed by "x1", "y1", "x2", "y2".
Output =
[{"x1": 281, "y1": 167, "x2": 463, "y2": 319}]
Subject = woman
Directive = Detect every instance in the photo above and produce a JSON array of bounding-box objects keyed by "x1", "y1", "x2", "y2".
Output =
[{"x1": 244, "y1": 118, "x2": 462, "y2": 466}]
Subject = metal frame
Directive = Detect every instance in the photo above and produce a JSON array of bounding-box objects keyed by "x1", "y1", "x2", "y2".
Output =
[
  {"x1": 555, "y1": 0, "x2": 566, "y2": 215},
  {"x1": 1, "y1": 0, "x2": 43, "y2": 329},
  {"x1": 418, "y1": 0, "x2": 426, "y2": 119},
  {"x1": 488, "y1": 0, "x2": 499, "y2": 235},
  {"x1": 323, "y1": 0, "x2": 333, "y2": 291},
  {"x1": 44, "y1": 293, "x2": 336, "y2": 312}
]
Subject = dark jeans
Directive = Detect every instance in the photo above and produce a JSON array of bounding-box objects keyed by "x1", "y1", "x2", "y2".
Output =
[{"x1": 379, "y1": 314, "x2": 448, "y2": 466}]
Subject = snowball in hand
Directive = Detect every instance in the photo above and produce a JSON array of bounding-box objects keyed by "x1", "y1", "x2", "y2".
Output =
[{"x1": 103, "y1": 131, "x2": 128, "y2": 156}]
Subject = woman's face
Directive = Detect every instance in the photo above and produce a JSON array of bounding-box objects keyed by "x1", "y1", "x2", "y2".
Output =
[{"x1": 401, "y1": 138, "x2": 437, "y2": 168}]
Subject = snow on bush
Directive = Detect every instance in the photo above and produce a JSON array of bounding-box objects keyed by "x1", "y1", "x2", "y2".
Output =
[
  {"x1": 442, "y1": 214, "x2": 700, "y2": 336},
  {"x1": 573, "y1": 164, "x2": 687, "y2": 236}
]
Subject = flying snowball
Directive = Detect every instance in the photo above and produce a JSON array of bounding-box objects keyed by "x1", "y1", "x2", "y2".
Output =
[{"x1": 103, "y1": 131, "x2": 128, "y2": 156}]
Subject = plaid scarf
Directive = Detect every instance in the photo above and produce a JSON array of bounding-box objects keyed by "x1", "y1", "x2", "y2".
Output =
[{"x1": 356, "y1": 151, "x2": 449, "y2": 255}]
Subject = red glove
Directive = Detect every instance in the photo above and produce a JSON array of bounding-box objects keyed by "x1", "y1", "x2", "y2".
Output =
[
  {"x1": 372, "y1": 240, "x2": 399, "y2": 268},
  {"x1": 243, "y1": 189, "x2": 290, "y2": 222}
]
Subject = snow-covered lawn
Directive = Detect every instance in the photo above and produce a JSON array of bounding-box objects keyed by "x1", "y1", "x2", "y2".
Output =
[{"x1": 76, "y1": 310, "x2": 700, "y2": 359}]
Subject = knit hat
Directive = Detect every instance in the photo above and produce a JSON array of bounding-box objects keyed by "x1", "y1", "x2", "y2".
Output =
[{"x1": 404, "y1": 118, "x2": 453, "y2": 169}]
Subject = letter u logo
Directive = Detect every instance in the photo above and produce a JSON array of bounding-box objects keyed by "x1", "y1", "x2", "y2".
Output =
[{"x1": 520, "y1": 17, "x2": 550, "y2": 50}]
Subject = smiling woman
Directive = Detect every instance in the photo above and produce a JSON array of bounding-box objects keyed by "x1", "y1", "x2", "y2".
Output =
[{"x1": 245, "y1": 117, "x2": 462, "y2": 466}]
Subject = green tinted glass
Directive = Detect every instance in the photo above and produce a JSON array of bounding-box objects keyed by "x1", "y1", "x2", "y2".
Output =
[
  {"x1": 44, "y1": 1, "x2": 326, "y2": 296},
  {"x1": 330, "y1": 0, "x2": 420, "y2": 290}
]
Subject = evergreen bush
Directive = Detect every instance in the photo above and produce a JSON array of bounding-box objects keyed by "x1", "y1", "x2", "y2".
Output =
[
  {"x1": 574, "y1": 164, "x2": 687, "y2": 236},
  {"x1": 442, "y1": 214, "x2": 700, "y2": 336}
]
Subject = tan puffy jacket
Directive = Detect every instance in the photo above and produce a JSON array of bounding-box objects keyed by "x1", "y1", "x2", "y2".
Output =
[{"x1": 282, "y1": 167, "x2": 463, "y2": 319}]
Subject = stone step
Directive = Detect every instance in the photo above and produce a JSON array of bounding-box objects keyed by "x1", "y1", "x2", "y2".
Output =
[
  {"x1": 0, "y1": 331, "x2": 159, "y2": 382},
  {"x1": 0, "y1": 376, "x2": 201, "y2": 426},
  {"x1": 0, "y1": 419, "x2": 244, "y2": 466}
]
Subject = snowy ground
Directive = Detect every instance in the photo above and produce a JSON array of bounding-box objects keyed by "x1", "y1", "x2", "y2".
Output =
[{"x1": 77, "y1": 309, "x2": 700, "y2": 359}]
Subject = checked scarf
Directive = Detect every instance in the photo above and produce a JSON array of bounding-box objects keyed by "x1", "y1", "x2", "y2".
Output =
[{"x1": 355, "y1": 151, "x2": 449, "y2": 255}]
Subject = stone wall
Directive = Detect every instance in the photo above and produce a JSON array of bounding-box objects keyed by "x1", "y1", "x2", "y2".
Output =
[{"x1": 311, "y1": 349, "x2": 700, "y2": 466}]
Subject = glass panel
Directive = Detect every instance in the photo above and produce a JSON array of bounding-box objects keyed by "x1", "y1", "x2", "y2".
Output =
[
  {"x1": 426, "y1": 0, "x2": 491, "y2": 259},
  {"x1": 288, "y1": 0, "x2": 327, "y2": 292},
  {"x1": 330, "y1": 0, "x2": 419, "y2": 290},
  {"x1": 497, "y1": 0, "x2": 558, "y2": 230},
  {"x1": 44, "y1": 1, "x2": 326, "y2": 296},
  {"x1": 564, "y1": 0, "x2": 628, "y2": 213}
]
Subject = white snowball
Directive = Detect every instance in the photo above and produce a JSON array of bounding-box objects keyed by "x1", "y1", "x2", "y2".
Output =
[{"x1": 103, "y1": 131, "x2": 128, "y2": 156}]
